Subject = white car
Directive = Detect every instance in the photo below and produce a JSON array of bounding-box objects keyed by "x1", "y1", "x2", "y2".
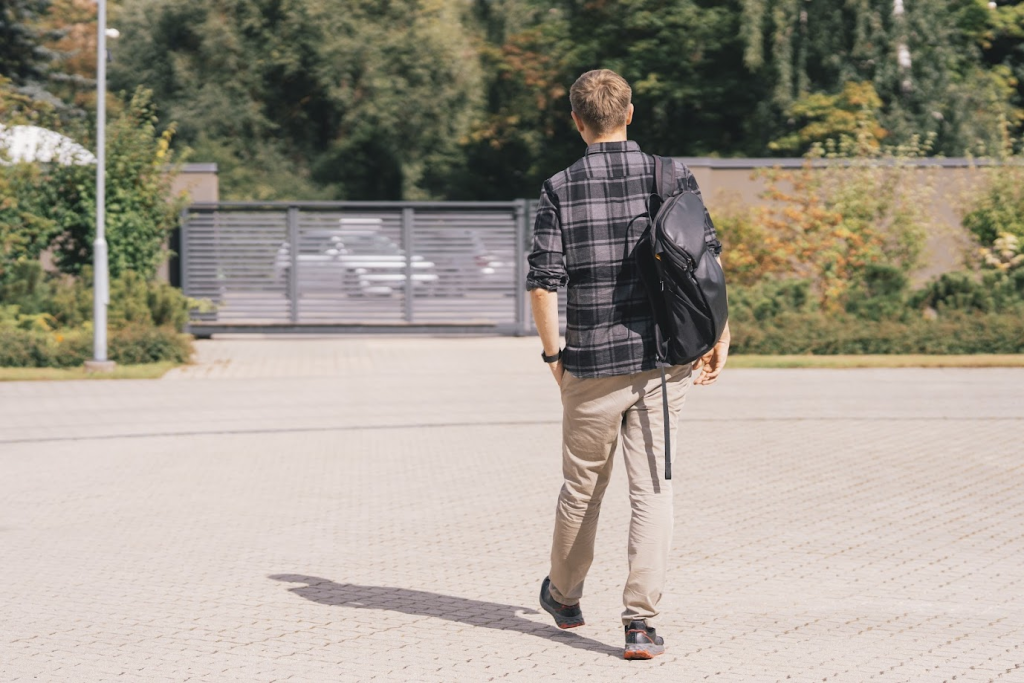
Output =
[{"x1": 274, "y1": 220, "x2": 438, "y2": 296}]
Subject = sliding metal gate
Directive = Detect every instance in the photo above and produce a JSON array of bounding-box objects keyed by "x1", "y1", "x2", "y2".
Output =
[{"x1": 181, "y1": 201, "x2": 535, "y2": 335}]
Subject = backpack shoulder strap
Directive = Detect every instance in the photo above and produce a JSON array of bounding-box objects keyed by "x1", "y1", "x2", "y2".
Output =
[{"x1": 653, "y1": 155, "x2": 677, "y2": 199}]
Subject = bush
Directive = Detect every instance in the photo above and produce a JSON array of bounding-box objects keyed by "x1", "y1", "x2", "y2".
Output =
[
  {"x1": 962, "y1": 160, "x2": 1024, "y2": 246},
  {"x1": 0, "y1": 163, "x2": 61, "y2": 286},
  {"x1": 724, "y1": 135, "x2": 933, "y2": 309},
  {"x1": 731, "y1": 311, "x2": 1024, "y2": 355},
  {"x1": 0, "y1": 324, "x2": 191, "y2": 368},
  {"x1": 2, "y1": 87, "x2": 187, "y2": 283},
  {"x1": 107, "y1": 325, "x2": 192, "y2": 365},
  {"x1": 909, "y1": 270, "x2": 1024, "y2": 315},
  {"x1": 0, "y1": 325, "x2": 56, "y2": 367},
  {"x1": 0, "y1": 262, "x2": 198, "y2": 333},
  {"x1": 728, "y1": 279, "x2": 817, "y2": 323},
  {"x1": 0, "y1": 262, "x2": 198, "y2": 367},
  {"x1": 844, "y1": 264, "x2": 910, "y2": 321}
]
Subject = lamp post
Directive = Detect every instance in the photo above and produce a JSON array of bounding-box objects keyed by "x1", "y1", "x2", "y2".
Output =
[{"x1": 87, "y1": 0, "x2": 114, "y2": 372}]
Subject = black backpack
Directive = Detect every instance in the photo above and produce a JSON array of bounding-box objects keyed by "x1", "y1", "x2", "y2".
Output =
[{"x1": 634, "y1": 156, "x2": 729, "y2": 479}]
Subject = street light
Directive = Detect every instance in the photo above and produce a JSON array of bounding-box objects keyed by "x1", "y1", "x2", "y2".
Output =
[{"x1": 86, "y1": 1, "x2": 114, "y2": 372}]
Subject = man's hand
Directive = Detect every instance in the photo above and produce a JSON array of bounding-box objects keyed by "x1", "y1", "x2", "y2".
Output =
[
  {"x1": 548, "y1": 358, "x2": 565, "y2": 386},
  {"x1": 693, "y1": 331, "x2": 730, "y2": 386}
]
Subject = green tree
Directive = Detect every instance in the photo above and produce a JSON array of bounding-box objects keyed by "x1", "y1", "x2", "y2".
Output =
[
  {"x1": 110, "y1": 0, "x2": 483, "y2": 200},
  {"x1": 743, "y1": 0, "x2": 1019, "y2": 156},
  {"x1": 0, "y1": 0, "x2": 81, "y2": 115},
  {"x1": 0, "y1": 163, "x2": 60, "y2": 286},
  {"x1": 1, "y1": 74, "x2": 62, "y2": 287},
  {"x1": 443, "y1": 0, "x2": 764, "y2": 199},
  {"x1": 0, "y1": 0, "x2": 55, "y2": 86},
  {"x1": 45, "y1": 88, "x2": 185, "y2": 279},
  {"x1": 769, "y1": 81, "x2": 887, "y2": 153},
  {"x1": 975, "y1": 0, "x2": 1024, "y2": 144}
]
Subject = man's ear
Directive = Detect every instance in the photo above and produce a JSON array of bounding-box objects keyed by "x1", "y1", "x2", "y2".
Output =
[
  {"x1": 571, "y1": 111, "x2": 586, "y2": 134},
  {"x1": 625, "y1": 103, "x2": 634, "y2": 126}
]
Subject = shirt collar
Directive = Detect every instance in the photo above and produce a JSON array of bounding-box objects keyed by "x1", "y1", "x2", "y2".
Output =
[{"x1": 584, "y1": 140, "x2": 641, "y2": 156}]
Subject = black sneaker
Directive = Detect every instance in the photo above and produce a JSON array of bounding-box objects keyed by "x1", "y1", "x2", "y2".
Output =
[
  {"x1": 538, "y1": 576, "x2": 584, "y2": 629},
  {"x1": 624, "y1": 619, "x2": 665, "y2": 660}
]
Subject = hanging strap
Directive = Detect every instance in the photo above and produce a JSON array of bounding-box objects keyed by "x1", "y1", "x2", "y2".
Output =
[
  {"x1": 660, "y1": 367, "x2": 672, "y2": 481},
  {"x1": 653, "y1": 155, "x2": 676, "y2": 482}
]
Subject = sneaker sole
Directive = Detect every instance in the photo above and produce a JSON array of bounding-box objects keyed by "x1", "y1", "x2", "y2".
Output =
[
  {"x1": 539, "y1": 578, "x2": 584, "y2": 629},
  {"x1": 539, "y1": 602, "x2": 585, "y2": 629},
  {"x1": 624, "y1": 644, "x2": 665, "y2": 660}
]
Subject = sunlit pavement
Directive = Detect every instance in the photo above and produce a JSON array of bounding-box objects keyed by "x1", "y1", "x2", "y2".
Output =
[{"x1": 2, "y1": 336, "x2": 1022, "y2": 682}]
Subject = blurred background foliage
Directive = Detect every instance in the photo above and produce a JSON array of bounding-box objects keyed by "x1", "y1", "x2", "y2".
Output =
[
  {"x1": 100, "y1": 0, "x2": 1024, "y2": 200},
  {"x1": 2, "y1": 0, "x2": 1024, "y2": 362},
  {"x1": 3, "y1": 0, "x2": 1023, "y2": 200}
]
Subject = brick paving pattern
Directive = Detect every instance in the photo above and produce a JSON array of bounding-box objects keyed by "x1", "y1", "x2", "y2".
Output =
[{"x1": 1, "y1": 336, "x2": 1023, "y2": 682}]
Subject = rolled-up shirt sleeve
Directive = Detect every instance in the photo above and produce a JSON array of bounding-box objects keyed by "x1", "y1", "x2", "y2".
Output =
[{"x1": 526, "y1": 182, "x2": 568, "y2": 291}]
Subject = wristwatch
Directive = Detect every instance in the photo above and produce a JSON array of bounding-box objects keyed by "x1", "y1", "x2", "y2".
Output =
[{"x1": 541, "y1": 348, "x2": 562, "y2": 363}]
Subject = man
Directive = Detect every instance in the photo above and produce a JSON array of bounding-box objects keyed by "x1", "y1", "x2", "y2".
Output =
[{"x1": 527, "y1": 69, "x2": 730, "y2": 660}]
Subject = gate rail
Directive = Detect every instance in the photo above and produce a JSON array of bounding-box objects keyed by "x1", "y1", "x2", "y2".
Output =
[{"x1": 180, "y1": 201, "x2": 539, "y2": 337}]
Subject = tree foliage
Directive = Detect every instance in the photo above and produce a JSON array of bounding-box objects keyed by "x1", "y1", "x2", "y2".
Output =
[
  {"x1": 718, "y1": 133, "x2": 933, "y2": 309},
  {"x1": 0, "y1": 0, "x2": 87, "y2": 118},
  {"x1": 962, "y1": 160, "x2": 1024, "y2": 246},
  {"x1": 2, "y1": 88, "x2": 184, "y2": 282},
  {"x1": 5, "y1": 0, "x2": 1024, "y2": 200},
  {"x1": 46, "y1": 88, "x2": 185, "y2": 279},
  {"x1": 109, "y1": 0, "x2": 483, "y2": 200},
  {"x1": 0, "y1": 0, "x2": 57, "y2": 89},
  {"x1": 769, "y1": 81, "x2": 887, "y2": 153}
]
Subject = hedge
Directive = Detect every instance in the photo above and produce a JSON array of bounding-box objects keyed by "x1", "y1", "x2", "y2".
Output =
[
  {"x1": 731, "y1": 311, "x2": 1024, "y2": 355},
  {"x1": 0, "y1": 325, "x2": 192, "y2": 368}
]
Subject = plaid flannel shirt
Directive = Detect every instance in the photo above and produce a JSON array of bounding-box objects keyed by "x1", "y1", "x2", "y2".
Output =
[{"x1": 526, "y1": 140, "x2": 722, "y2": 379}]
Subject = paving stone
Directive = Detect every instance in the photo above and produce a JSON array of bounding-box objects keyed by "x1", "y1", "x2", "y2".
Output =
[{"x1": 1, "y1": 336, "x2": 1023, "y2": 681}]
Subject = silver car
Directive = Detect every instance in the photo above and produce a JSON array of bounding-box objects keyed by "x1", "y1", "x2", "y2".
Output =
[{"x1": 275, "y1": 219, "x2": 438, "y2": 296}]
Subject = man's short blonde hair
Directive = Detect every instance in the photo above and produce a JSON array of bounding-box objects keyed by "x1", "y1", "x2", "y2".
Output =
[{"x1": 569, "y1": 69, "x2": 632, "y2": 134}]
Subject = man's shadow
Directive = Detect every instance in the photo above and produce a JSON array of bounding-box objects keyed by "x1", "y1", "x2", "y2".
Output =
[{"x1": 269, "y1": 574, "x2": 621, "y2": 658}]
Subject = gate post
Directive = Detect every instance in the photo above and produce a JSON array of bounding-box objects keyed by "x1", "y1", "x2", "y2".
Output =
[
  {"x1": 514, "y1": 199, "x2": 529, "y2": 336},
  {"x1": 287, "y1": 206, "x2": 299, "y2": 324},
  {"x1": 179, "y1": 208, "x2": 189, "y2": 296},
  {"x1": 403, "y1": 207, "x2": 415, "y2": 323}
]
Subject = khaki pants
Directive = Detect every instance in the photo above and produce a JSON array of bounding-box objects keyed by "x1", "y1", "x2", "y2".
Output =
[{"x1": 548, "y1": 364, "x2": 692, "y2": 626}]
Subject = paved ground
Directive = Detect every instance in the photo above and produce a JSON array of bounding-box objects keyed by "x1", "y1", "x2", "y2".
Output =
[{"x1": 1, "y1": 336, "x2": 1023, "y2": 682}]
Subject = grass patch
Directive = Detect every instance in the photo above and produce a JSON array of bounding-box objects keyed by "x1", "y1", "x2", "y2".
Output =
[
  {"x1": 728, "y1": 354, "x2": 1024, "y2": 368},
  {"x1": 0, "y1": 361, "x2": 181, "y2": 381}
]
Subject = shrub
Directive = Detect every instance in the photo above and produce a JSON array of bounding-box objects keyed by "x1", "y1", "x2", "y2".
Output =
[
  {"x1": 0, "y1": 324, "x2": 191, "y2": 368},
  {"x1": 909, "y1": 270, "x2": 1024, "y2": 315},
  {"x1": 0, "y1": 262, "x2": 198, "y2": 367},
  {"x1": 844, "y1": 264, "x2": 909, "y2": 321},
  {"x1": 724, "y1": 134, "x2": 932, "y2": 309},
  {"x1": 0, "y1": 263, "x2": 199, "y2": 334},
  {"x1": 107, "y1": 325, "x2": 192, "y2": 365},
  {"x1": 962, "y1": 160, "x2": 1024, "y2": 246},
  {"x1": 728, "y1": 279, "x2": 817, "y2": 323},
  {"x1": 4, "y1": 87, "x2": 188, "y2": 281},
  {"x1": 731, "y1": 311, "x2": 1024, "y2": 355},
  {"x1": 0, "y1": 326, "x2": 56, "y2": 367},
  {"x1": 714, "y1": 209, "x2": 789, "y2": 287},
  {"x1": 0, "y1": 163, "x2": 61, "y2": 287},
  {"x1": 979, "y1": 233, "x2": 1024, "y2": 272}
]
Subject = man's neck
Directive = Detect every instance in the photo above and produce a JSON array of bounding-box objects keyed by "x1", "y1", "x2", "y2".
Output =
[{"x1": 585, "y1": 130, "x2": 628, "y2": 146}]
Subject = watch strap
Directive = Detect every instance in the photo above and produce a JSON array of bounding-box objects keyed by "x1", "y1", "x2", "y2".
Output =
[{"x1": 541, "y1": 348, "x2": 562, "y2": 363}]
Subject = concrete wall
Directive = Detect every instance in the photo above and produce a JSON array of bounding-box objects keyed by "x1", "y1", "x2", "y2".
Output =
[
  {"x1": 159, "y1": 163, "x2": 219, "y2": 282},
  {"x1": 170, "y1": 163, "x2": 219, "y2": 203},
  {"x1": 678, "y1": 158, "x2": 988, "y2": 284},
  {"x1": 164, "y1": 159, "x2": 985, "y2": 288}
]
